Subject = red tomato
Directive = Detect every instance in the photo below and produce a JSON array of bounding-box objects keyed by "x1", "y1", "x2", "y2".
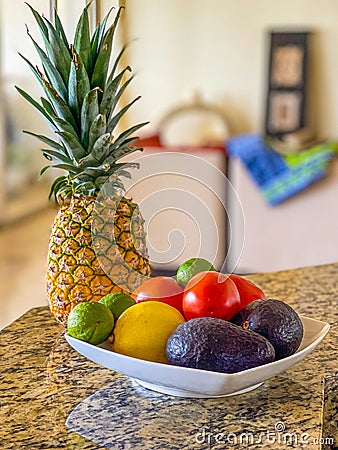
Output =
[
  {"x1": 182, "y1": 271, "x2": 241, "y2": 321},
  {"x1": 229, "y1": 274, "x2": 265, "y2": 309},
  {"x1": 133, "y1": 276, "x2": 184, "y2": 313}
]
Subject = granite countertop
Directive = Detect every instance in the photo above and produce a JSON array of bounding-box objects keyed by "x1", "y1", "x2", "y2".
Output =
[{"x1": 0, "y1": 263, "x2": 337, "y2": 449}]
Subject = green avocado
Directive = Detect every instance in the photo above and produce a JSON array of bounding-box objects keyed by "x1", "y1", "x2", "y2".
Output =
[
  {"x1": 232, "y1": 298, "x2": 304, "y2": 359},
  {"x1": 166, "y1": 317, "x2": 275, "y2": 373}
]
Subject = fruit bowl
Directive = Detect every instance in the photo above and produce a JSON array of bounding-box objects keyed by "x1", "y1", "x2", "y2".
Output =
[{"x1": 65, "y1": 315, "x2": 329, "y2": 398}]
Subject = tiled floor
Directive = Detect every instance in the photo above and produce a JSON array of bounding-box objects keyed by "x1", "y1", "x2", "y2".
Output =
[{"x1": 0, "y1": 207, "x2": 56, "y2": 329}]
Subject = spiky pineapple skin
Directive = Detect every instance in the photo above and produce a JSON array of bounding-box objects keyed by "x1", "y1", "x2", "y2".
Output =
[{"x1": 46, "y1": 195, "x2": 151, "y2": 325}]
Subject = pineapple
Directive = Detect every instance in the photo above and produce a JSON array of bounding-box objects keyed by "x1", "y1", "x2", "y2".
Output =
[{"x1": 17, "y1": 4, "x2": 151, "y2": 325}]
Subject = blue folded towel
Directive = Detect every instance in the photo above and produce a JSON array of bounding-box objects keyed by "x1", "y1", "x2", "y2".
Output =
[{"x1": 227, "y1": 134, "x2": 334, "y2": 206}]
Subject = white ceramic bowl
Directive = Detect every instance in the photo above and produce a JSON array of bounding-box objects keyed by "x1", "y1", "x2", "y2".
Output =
[{"x1": 65, "y1": 315, "x2": 329, "y2": 398}]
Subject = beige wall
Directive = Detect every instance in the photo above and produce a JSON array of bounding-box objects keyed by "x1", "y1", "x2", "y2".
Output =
[
  {"x1": 3, "y1": 0, "x2": 337, "y2": 141},
  {"x1": 118, "y1": 1, "x2": 338, "y2": 273},
  {"x1": 120, "y1": 0, "x2": 338, "y2": 140}
]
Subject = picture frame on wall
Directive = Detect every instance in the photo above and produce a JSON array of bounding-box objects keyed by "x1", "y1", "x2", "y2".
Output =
[{"x1": 265, "y1": 31, "x2": 310, "y2": 137}]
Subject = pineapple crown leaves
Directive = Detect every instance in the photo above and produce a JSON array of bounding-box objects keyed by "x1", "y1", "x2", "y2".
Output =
[{"x1": 15, "y1": 3, "x2": 148, "y2": 201}]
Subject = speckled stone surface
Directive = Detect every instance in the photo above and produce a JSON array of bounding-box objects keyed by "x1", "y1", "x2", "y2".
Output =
[
  {"x1": 322, "y1": 376, "x2": 338, "y2": 450},
  {"x1": 0, "y1": 263, "x2": 337, "y2": 449}
]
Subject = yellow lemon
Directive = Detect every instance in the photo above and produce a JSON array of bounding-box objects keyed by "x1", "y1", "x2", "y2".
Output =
[{"x1": 110, "y1": 301, "x2": 185, "y2": 363}]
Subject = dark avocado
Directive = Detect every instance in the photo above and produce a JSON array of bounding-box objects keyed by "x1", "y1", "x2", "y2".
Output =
[
  {"x1": 232, "y1": 298, "x2": 304, "y2": 359},
  {"x1": 166, "y1": 317, "x2": 275, "y2": 373}
]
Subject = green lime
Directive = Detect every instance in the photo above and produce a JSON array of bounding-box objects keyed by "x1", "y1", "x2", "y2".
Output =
[
  {"x1": 176, "y1": 257, "x2": 216, "y2": 287},
  {"x1": 67, "y1": 302, "x2": 114, "y2": 345},
  {"x1": 99, "y1": 292, "x2": 136, "y2": 320}
]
